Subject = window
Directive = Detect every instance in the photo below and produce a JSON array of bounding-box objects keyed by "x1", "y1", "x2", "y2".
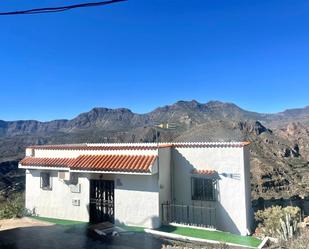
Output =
[
  {"x1": 70, "y1": 173, "x2": 79, "y2": 185},
  {"x1": 191, "y1": 177, "x2": 216, "y2": 201},
  {"x1": 40, "y1": 172, "x2": 52, "y2": 190}
]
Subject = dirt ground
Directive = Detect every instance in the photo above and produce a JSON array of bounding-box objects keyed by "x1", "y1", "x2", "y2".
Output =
[{"x1": 0, "y1": 217, "x2": 52, "y2": 231}]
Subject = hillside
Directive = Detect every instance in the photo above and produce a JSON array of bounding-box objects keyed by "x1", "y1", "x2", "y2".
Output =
[{"x1": 0, "y1": 100, "x2": 308, "y2": 200}]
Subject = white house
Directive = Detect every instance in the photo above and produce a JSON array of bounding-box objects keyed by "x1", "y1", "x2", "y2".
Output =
[{"x1": 19, "y1": 142, "x2": 252, "y2": 235}]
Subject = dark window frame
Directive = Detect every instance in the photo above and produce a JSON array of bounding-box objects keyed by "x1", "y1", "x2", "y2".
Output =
[
  {"x1": 40, "y1": 172, "x2": 52, "y2": 190},
  {"x1": 191, "y1": 177, "x2": 216, "y2": 201}
]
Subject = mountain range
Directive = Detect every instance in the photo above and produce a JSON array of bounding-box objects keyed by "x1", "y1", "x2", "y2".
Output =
[{"x1": 0, "y1": 100, "x2": 309, "y2": 200}]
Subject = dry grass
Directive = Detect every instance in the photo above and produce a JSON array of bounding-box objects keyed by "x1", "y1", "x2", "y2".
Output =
[{"x1": 266, "y1": 228, "x2": 309, "y2": 249}]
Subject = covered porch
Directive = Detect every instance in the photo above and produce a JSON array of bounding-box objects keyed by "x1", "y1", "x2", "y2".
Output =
[{"x1": 19, "y1": 152, "x2": 163, "y2": 228}]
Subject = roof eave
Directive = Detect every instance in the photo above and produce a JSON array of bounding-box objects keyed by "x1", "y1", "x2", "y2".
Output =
[
  {"x1": 19, "y1": 164, "x2": 69, "y2": 171},
  {"x1": 69, "y1": 168, "x2": 153, "y2": 175}
]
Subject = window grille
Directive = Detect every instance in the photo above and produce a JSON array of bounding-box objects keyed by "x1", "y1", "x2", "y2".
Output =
[
  {"x1": 191, "y1": 177, "x2": 216, "y2": 201},
  {"x1": 40, "y1": 172, "x2": 52, "y2": 190}
]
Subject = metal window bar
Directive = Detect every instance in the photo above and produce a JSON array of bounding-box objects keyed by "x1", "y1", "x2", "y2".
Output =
[
  {"x1": 191, "y1": 177, "x2": 216, "y2": 201},
  {"x1": 161, "y1": 202, "x2": 216, "y2": 228},
  {"x1": 40, "y1": 172, "x2": 52, "y2": 190}
]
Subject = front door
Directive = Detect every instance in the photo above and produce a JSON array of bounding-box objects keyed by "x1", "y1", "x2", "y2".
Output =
[{"x1": 89, "y1": 180, "x2": 114, "y2": 223}]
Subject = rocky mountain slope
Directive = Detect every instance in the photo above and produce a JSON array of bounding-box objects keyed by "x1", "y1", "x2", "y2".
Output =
[{"x1": 0, "y1": 100, "x2": 308, "y2": 200}]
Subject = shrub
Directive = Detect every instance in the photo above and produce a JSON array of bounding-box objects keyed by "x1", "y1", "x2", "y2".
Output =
[
  {"x1": 270, "y1": 228, "x2": 309, "y2": 249},
  {"x1": 280, "y1": 228, "x2": 309, "y2": 249},
  {"x1": 255, "y1": 205, "x2": 301, "y2": 239},
  {"x1": 0, "y1": 194, "x2": 25, "y2": 219}
]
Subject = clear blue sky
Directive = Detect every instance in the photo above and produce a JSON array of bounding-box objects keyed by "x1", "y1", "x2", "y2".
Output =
[{"x1": 0, "y1": 0, "x2": 308, "y2": 121}]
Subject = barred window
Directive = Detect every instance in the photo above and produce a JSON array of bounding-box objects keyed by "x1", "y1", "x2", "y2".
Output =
[
  {"x1": 191, "y1": 177, "x2": 215, "y2": 201},
  {"x1": 40, "y1": 172, "x2": 52, "y2": 190}
]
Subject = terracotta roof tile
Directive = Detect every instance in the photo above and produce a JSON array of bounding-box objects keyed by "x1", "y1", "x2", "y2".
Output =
[
  {"x1": 70, "y1": 154, "x2": 156, "y2": 172},
  {"x1": 192, "y1": 169, "x2": 216, "y2": 175},
  {"x1": 20, "y1": 157, "x2": 75, "y2": 168},
  {"x1": 20, "y1": 154, "x2": 157, "y2": 173}
]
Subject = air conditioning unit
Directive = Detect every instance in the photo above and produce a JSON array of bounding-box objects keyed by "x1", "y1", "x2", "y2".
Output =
[
  {"x1": 70, "y1": 184, "x2": 81, "y2": 193},
  {"x1": 58, "y1": 171, "x2": 70, "y2": 181},
  {"x1": 72, "y1": 198, "x2": 80, "y2": 206}
]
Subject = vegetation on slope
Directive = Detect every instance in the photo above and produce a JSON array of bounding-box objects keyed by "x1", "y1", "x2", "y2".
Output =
[{"x1": 0, "y1": 100, "x2": 308, "y2": 201}]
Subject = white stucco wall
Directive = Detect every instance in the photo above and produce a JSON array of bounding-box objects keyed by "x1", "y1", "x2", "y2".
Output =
[
  {"x1": 243, "y1": 146, "x2": 253, "y2": 233},
  {"x1": 25, "y1": 169, "x2": 161, "y2": 228},
  {"x1": 158, "y1": 147, "x2": 172, "y2": 219},
  {"x1": 172, "y1": 146, "x2": 251, "y2": 235},
  {"x1": 24, "y1": 145, "x2": 163, "y2": 228},
  {"x1": 23, "y1": 143, "x2": 251, "y2": 234},
  {"x1": 89, "y1": 173, "x2": 160, "y2": 228},
  {"x1": 113, "y1": 174, "x2": 160, "y2": 228},
  {"x1": 25, "y1": 170, "x2": 90, "y2": 222}
]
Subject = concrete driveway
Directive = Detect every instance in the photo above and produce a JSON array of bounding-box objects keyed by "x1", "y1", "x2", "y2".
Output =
[{"x1": 0, "y1": 223, "x2": 171, "y2": 249}]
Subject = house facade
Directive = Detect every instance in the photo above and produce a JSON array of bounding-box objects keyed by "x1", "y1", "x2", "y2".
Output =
[{"x1": 19, "y1": 142, "x2": 252, "y2": 235}]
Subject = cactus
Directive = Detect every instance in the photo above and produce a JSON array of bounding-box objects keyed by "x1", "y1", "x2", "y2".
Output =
[
  {"x1": 255, "y1": 205, "x2": 300, "y2": 239},
  {"x1": 278, "y1": 212, "x2": 299, "y2": 240}
]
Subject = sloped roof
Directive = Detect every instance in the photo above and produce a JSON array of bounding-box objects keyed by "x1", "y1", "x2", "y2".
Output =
[
  {"x1": 69, "y1": 154, "x2": 157, "y2": 172},
  {"x1": 19, "y1": 154, "x2": 157, "y2": 173},
  {"x1": 20, "y1": 157, "x2": 75, "y2": 168},
  {"x1": 27, "y1": 142, "x2": 250, "y2": 150}
]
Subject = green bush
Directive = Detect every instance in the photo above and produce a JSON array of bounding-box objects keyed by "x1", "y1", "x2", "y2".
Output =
[
  {"x1": 0, "y1": 194, "x2": 25, "y2": 219},
  {"x1": 255, "y1": 205, "x2": 301, "y2": 239}
]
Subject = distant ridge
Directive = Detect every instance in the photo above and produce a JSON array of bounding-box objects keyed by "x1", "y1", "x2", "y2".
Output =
[
  {"x1": 1, "y1": 100, "x2": 308, "y2": 137},
  {"x1": 0, "y1": 100, "x2": 308, "y2": 200}
]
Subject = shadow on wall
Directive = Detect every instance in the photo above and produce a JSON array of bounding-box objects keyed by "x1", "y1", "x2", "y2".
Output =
[
  {"x1": 86, "y1": 203, "x2": 89, "y2": 217},
  {"x1": 113, "y1": 174, "x2": 160, "y2": 193},
  {"x1": 172, "y1": 149, "x2": 243, "y2": 233},
  {"x1": 216, "y1": 202, "x2": 241, "y2": 235},
  {"x1": 172, "y1": 148, "x2": 242, "y2": 179},
  {"x1": 172, "y1": 149, "x2": 196, "y2": 173},
  {"x1": 172, "y1": 149, "x2": 197, "y2": 202},
  {"x1": 172, "y1": 149, "x2": 235, "y2": 189}
]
